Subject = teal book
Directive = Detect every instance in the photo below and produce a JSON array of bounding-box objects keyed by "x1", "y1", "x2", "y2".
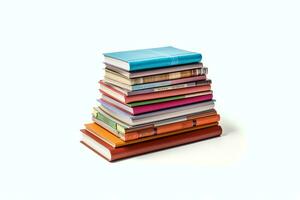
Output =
[{"x1": 103, "y1": 46, "x2": 202, "y2": 71}]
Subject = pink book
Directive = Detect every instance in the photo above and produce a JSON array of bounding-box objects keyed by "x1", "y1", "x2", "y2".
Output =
[{"x1": 101, "y1": 94, "x2": 213, "y2": 115}]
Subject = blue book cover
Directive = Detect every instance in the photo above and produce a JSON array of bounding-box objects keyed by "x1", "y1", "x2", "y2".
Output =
[{"x1": 103, "y1": 46, "x2": 202, "y2": 71}]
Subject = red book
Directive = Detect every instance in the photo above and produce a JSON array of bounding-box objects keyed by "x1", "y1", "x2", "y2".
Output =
[
  {"x1": 99, "y1": 80, "x2": 211, "y2": 104},
  {"x1": 80, "y1": 125, "x2": 222, "y2": 162}
]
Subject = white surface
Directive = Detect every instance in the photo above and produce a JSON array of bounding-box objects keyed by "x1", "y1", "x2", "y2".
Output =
[{"x1": 0, "y1": 0, "x2": 299, "y2": 199}]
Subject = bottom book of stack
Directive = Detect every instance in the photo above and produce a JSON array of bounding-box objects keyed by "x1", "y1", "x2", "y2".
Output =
[{"x1": 80, "y1": 123, "x2": 222, "y2": 162}]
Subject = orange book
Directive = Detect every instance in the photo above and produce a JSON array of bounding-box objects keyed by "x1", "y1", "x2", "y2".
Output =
[
  {"x1": 123, "y1": 114, "x2": 220, "y2": 141},
  {"x1": 84, "y1": 122, "x2": 218, "y2": 148}
]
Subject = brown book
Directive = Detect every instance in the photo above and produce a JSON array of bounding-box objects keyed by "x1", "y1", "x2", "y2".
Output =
[
  {"x1": 105, "y1": 62, "x2": 204, "y2": 78},
  {"x1": 81, "y1": 125, "x2": 222, "y2": 162},
  {"x1": 105, "y1": 68, "x2": 208, "y2": 85}
]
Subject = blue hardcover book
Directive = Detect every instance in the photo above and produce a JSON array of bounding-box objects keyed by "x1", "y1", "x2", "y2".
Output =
[{"x1": 103, "y1": 46, "x2": 202, "y2": 71}]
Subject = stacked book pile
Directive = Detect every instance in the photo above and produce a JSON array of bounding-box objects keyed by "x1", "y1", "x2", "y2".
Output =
[{"x1": 81, "y1": 46, "x2": 222, "y2": 162}]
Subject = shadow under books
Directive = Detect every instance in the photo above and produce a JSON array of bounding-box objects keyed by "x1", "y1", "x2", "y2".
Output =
[{"x1": 132, "y1": 117, "x2": 245, "y2": 164}]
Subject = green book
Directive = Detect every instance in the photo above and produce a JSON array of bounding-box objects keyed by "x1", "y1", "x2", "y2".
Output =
[
  {"x1": 92, "y1": 108, "x2": 117, "y2": 130},
  {"x1": 92, "y1": 108, "x2": 127, "y2": 134}
]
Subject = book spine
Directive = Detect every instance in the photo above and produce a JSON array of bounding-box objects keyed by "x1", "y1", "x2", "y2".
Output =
[
  {"x1": 104, "y1": 74, "x2": 131, "y2": 85},
  {"x1": 99, "y1": 81, "x2": 126, "y2": 102},
  {"x1": 132, "y1": 94, "x2": 213, "y2": 115},
  {"x1": 132, "y1": 69, "x2": 204, "y2": 84},
  {"x1": 123, "y1": 114, "x2": 220, "y2": 141},
  {"x1": 152, "y1": 83, "x2": 194, "y2": 92},
  {"x1": 132, "y1": 80, "x2": 172, "y2": 90},
  {"x1": 93, "y1": 109, "x2": 127, "y2": 134},
  {"x1": 133, "y1": 79, "x2": 209, "y2": 94},
  {"x1": 128, "y1": 95, "x2": 183, "y2": 107},
  {"x1": 196, "y1": 114, "x2": 220, "y2": 126},
  {"x1": 116, "y1": 124, "x2": 126, "y2": 134},
  {"x1": 128, "y1": 63, "x2": 204, "y2": 78},
  {"x1": 124, "y1": 128, "x2": 155, "y2": 141},
  {"x1": 93, "y1": 109, "x2": 117, "y2": 130},
  {"x1": 127, "y1": 85, "x2": 211, "y2": 103},
  {"x1": 132, "y1": 75, "x2": 206, "y2": 90},
  {"x1": 201, "y1": 67, "x2": 208, "y2": 74},
  {"x1": 126, "y1": 82, "x2": 196, "y2": 96},
  {"x1": 157, "y1": 120, "x2": 193, "y2": 134},
  {"x1": 129, "y1": 54, "x2": 202, "y2": 71},
  {"x1": 92, "y1": 117, "x2": 123, "y2": 138}
]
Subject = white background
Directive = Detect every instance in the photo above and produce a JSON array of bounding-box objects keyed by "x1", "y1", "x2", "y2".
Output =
[{"x1": 0, "y1": 0, "x2": 300, "y2": 199}]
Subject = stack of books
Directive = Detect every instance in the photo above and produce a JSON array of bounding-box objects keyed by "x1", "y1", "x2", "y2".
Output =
[{"x1": 81, "y1": 46, "x2": 222, "y2": 162}]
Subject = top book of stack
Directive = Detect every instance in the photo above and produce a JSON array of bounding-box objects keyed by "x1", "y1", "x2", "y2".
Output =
[{"x1": 103, "y1": 46, "x2": 202, "y2": 71}]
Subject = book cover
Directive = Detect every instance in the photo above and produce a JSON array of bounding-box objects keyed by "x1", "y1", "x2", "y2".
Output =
[
  {"x1": 80, "y1": 125, "x2": 222, "y2": 161},
  {"x1": 99, "y1": 80, "x2": 211, "y2": 103},
  {"x1": 103, "y1": 46, "x2": 202, "y2": 71}
]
